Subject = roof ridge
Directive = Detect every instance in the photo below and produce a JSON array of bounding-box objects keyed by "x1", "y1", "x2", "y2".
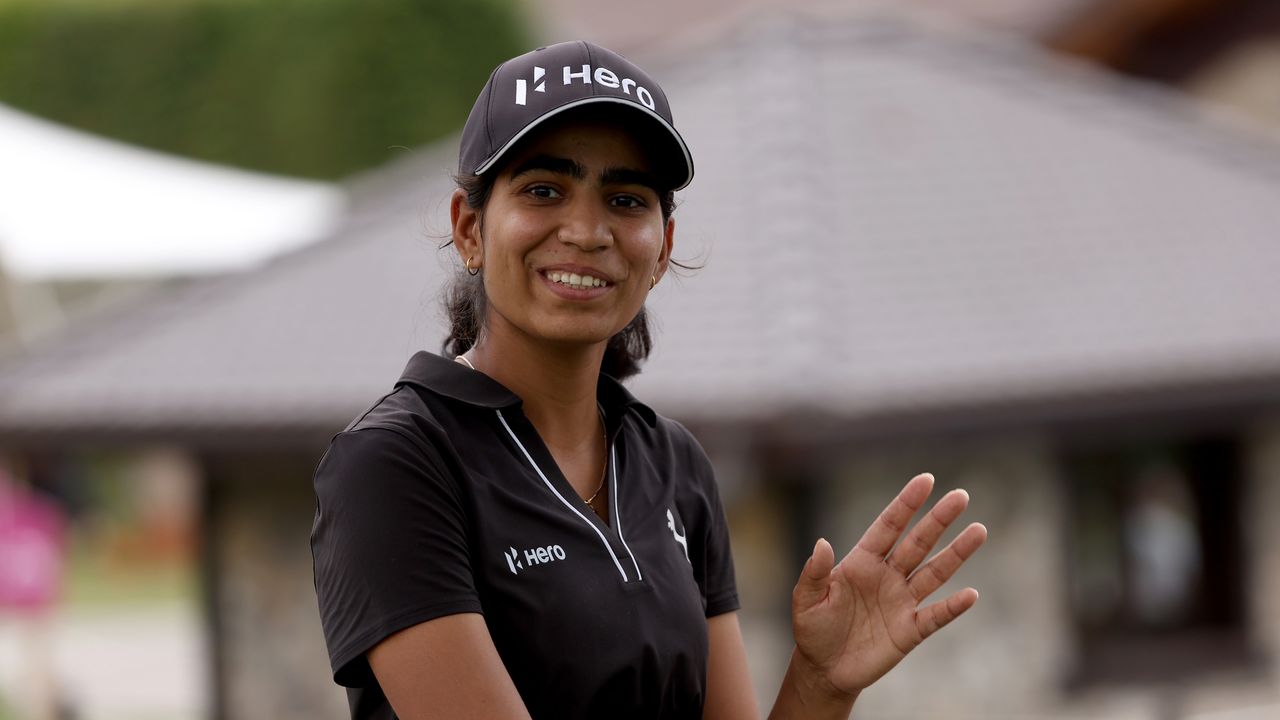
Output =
[{"x1": 637, "y1": 4, "x2": 1280, "y2": 188}]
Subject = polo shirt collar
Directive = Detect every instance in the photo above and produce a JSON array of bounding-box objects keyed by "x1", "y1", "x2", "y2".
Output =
[{"x1": 395, "y1": 351, "x2": 658, "y2": 427}]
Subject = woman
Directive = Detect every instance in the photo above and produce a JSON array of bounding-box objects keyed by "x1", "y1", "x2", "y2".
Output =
[{"x1": 311, "y1": 41, "x2": 987, "y2": 720}]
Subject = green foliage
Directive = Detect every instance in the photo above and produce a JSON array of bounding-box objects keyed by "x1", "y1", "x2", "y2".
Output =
[{"x1": 0, "y1": 0, "x2": 531, "y2": 178}]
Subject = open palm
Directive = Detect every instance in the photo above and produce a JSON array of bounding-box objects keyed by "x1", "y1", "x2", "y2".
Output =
[{"x1": 790, "y1": 473, "x2": 987, "y2": 695}]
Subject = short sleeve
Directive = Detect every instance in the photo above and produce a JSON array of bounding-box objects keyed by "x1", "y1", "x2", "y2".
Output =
[
  {"x1": 679, "y1": 427, "x2": 740, "y2": 618},
  {"x1": 310, "y1": 427, "x2": 481, "y2": 687}
]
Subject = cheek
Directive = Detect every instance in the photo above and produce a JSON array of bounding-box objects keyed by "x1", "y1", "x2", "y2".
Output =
[
  {"x1": 630, "y1": 226, "x2": 668, "y2": 268},
  {"x1": 481, "y1": 218, "x2": 540, "y2": 271}
]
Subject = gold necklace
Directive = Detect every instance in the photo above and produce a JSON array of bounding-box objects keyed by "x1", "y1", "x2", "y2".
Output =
[
  {"x1": 582, "y1": 409, "x2": 609, "y2": 509},
  {"x1": 584, "y1": 427, "x2": 608, "y2": 508},
  {"x1": 457, "y1": 353, "x2": 608, "y2": 508}
]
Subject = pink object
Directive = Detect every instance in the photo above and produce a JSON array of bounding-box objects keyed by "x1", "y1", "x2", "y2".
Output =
[{"x1": 0, "y1": 484, "x2": 66, "y2": 611}]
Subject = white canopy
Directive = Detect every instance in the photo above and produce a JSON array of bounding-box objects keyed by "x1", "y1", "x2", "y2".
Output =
[{"x1": 0, "y1": 103, "x2": 344, "y2": 278}]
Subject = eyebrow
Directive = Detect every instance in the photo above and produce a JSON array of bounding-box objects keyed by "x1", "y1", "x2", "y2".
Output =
[
  {"x1": 509, "y1": 154, "x2": 661, "y2": 193},
  {"x1": 600, "y1": 167, "x2": 661, "y2": 193},
  {"x1": 509, "y1": 155, "x2": 585, "y2": 181}
]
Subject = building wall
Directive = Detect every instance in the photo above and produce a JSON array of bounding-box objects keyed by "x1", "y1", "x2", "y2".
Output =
[
  {"x1": 206, "y1": 453, "x2": 346, "y2": 720},
  {"x1": 1246, "y1": 416, "x2": 1280, "y2": 689},
  {"x1": 819, "y1": 434, "x2": 1072, "y2": 718},
  {"x1": 1187, "y1": 36, "x2": 1280, "y2": 137}
]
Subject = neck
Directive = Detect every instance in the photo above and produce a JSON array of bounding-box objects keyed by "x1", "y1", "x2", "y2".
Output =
[{"x1": 464, "y1": 330, "x2": 605, "y2": 451}]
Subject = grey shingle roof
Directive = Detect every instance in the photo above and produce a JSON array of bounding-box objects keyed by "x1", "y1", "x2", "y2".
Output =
[
  {"x1": 634, "y1": 14, "x2": 1280, "y2": 420},
  {"x1": 2, "y1": 10, "x2": 1279, "y2": 441}
]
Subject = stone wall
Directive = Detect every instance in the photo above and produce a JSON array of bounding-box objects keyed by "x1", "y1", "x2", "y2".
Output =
[
  {"x1": 205, "y1": 453, "x2": 346, "y2": 720},
  {"x1": 1246, "y1": 416, "x2": 1280, "y2": 690},
  {"x1": 817, "y1": 433, "x2": 1071, "y2": 718}
]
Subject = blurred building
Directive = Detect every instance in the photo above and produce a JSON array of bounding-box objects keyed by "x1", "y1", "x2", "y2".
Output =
[
  {"x1": 1050, "y1": 0, "x2": 1280, "y2": 137},
  {"x1": 2, "y1": 3, "x2": 1280, "y2": 719}
]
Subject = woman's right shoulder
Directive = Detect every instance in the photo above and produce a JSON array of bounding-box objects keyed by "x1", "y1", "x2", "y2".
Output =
[
  {"x1": 338, "y1": 383, "x2": 459, "y2": 455},
  {"x1": 315, "y1": 385, "x2": 466, "y2": 492}
]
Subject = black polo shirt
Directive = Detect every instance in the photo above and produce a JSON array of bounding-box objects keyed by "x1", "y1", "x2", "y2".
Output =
[{"x1": 311, "y1": 352, "x2": 739, "y2": 719}]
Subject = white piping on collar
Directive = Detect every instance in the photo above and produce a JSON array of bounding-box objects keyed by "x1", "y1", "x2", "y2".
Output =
[
  {"x1": 611, "y1": 443, "x2": 643, "y2": 582},
  {"x1": 496, "y1": 409, "x2": 630, "y2": 582}
]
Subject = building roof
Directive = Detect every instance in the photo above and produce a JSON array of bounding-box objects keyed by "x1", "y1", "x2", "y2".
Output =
[
  {"x1": 2, "y1": 8, "x2": 1279, "y2": 444},
  {"x1": 532, "y1": 0, "x2": 1093, "y2": 55}
]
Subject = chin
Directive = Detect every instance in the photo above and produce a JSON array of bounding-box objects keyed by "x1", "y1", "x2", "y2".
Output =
[
  {"x1": 533, "y1": 316, "x2": 626, "y2": 347},
  {"x1": 542, "y1": 327, "x2": 617, "y2": 347}
]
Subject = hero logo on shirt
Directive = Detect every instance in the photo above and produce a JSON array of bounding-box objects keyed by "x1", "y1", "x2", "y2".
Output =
[
  {"x1": 515, "y1": 64, "x2": 657, "y2": 111},
  {"x1": 504, "y1": 544, "x2": 567, "y2": 575}
]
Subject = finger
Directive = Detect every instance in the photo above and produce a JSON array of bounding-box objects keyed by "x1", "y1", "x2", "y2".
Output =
[
  {"x1": 907, "y1": 522, "x2": 988, "y2": 601},
  {"x1": 854, "y1": 473, "x2": 934, "y2": 559},
  {"x1": 792, "y1": 538, "x2": 835, "y2": 611},
  {"x1": 885, "y1": 488, "x2": 969, "y2": 576},
  {"x1": 916, "y1": 587, "x2": 979, "y2": 641}
]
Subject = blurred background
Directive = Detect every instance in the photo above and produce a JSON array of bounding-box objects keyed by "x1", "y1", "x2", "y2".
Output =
[{"x1": 1, "y1": 0, "x2": 1279, "y2": 718}]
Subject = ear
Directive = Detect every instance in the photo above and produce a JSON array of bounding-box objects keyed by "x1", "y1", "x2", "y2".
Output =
[
  {"x1": 450, "y1": 188, "x2": 483, "y2": 266},
  {"x1": 652, "y1": 216, "x2": 675, "y2": 285}
]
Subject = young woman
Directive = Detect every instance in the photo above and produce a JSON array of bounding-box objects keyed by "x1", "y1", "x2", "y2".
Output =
[{"x1": 311, "y1": 41, "x2": 987, "y2": 720}]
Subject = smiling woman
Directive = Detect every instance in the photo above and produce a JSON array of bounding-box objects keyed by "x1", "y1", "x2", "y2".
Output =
[
  {"x1": 445, "y1": 105, "x2": 681, "y2": 382},
  {"x1": 309, "y1": 41, "x2": 988, "y2": 720},
  {"x1": 453, "y1": 112, "x2": 673, "y2": 370}
]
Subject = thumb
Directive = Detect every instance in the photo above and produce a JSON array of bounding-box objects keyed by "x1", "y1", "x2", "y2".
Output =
[{"x1": 793, "y1": 538, "x2": 835, "y2": 610}]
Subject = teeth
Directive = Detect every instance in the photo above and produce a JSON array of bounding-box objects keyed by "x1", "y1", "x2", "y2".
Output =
[{"x1": 548, "y1": 271, "x2": 608, "y2": 289}]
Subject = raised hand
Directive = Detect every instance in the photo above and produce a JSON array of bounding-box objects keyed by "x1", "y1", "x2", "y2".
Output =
[{"x1": 789, "y1": 473, "x2": 987, "y2": 697}]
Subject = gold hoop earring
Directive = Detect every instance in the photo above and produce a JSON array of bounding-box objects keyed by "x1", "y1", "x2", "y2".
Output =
[
  {"x1": 649, "y1": 275, "x2": 657, "y2": 289},
  {"x1": 466, "y1": 256, "x2": 481, "y2": 276}
]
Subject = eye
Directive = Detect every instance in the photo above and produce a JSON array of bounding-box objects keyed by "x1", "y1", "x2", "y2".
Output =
[
  {"x1": 610, "y1": 194, "x2": 647, "y2": 209},
  {"x1": 526, "y1": 184, "x2": 562, "y2": 199}
]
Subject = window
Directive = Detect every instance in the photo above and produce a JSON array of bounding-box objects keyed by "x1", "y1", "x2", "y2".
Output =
[{"x1": 1064, "y1": 434, "x2": 1253, "y2": 685}]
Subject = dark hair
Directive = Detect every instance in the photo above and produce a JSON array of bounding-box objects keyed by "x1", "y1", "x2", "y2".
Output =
[{"x1": 442, "y1": 171, "x2": 677, "y2": 380}]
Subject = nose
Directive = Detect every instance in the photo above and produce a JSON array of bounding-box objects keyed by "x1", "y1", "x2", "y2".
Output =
[{"x1": 556, "y1": 195, "x2": 612, "y2": 251}]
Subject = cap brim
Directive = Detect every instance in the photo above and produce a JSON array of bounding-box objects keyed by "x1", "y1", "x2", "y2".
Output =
[{"x1": 473, "y1": 96, "x2": 694, "y2": 191}]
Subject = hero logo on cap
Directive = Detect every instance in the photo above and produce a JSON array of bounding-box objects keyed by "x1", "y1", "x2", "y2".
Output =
[
  {"x1": 459, "y1": 40, "x2": 694, "y2": 190},
  {"x1": 515, "y1": 66, "x2": 545, "y2": 106},
  {"x1": 515, "y1": 62, "x2": 657, "y2": 112}
]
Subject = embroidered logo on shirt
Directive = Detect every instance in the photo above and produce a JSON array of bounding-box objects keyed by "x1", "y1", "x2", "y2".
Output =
[
  {"x1": 504, "y1": 544, "x2": 567, "y2": 575},
  {"x1": 666, "y1": 509, "x2": 690, "y2": 564}
]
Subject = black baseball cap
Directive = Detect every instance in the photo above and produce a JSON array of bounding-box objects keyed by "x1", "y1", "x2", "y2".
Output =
[{"x1": 458, "y1": 41, "x2": 694, "y2": 191}]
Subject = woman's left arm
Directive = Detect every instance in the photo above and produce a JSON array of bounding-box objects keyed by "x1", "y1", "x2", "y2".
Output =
[{"x1": 704, "y1": 611, "x2": 858, "y2": 720}]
